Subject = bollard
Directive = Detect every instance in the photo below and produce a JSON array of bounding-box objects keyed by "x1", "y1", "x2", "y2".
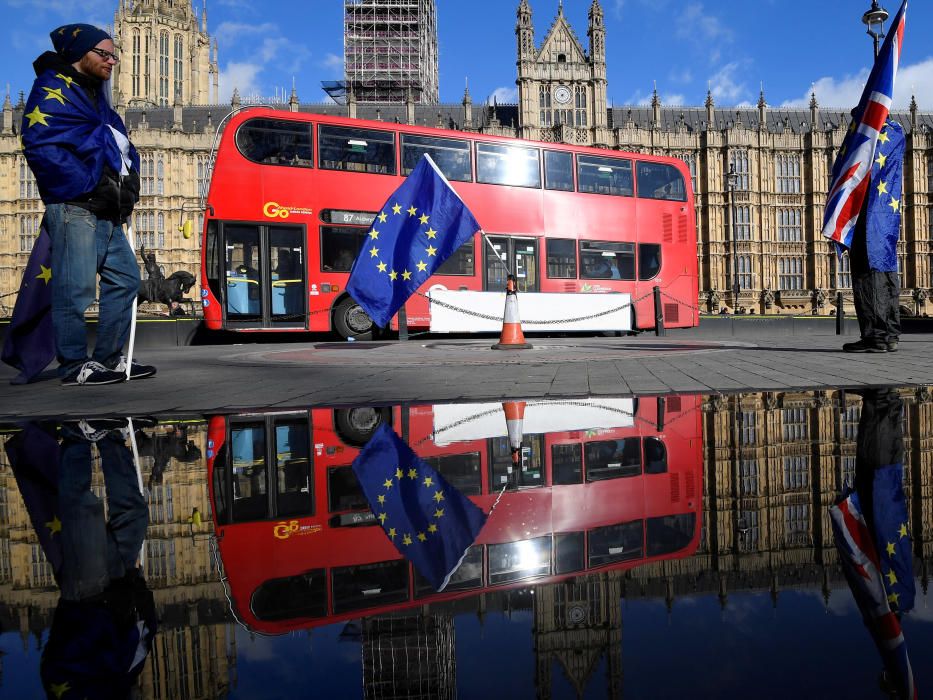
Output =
[
  {"x1": 835, "y1": 291, "x2": 844, "y2": 335},
  {"x1": 653, "y1": 286, "x2": 665, "y2": 337},
  {"x1": 656, "y1": 396, "x2": 666, "y2": 432},
  {"x1": 398, "y1": 303, "x2": 409, "y2": 342}
]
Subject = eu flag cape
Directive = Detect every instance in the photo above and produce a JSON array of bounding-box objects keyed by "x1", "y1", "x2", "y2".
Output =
[
  {"x1": 857, "y1": 119, "x2": 905, "y2": 272},
  {"x1": 1, "y1": 224, "x2": 55, "y2": 384},
  {"x1": 346, "y1": 155, "x2": 481, "y2": 328},
  {"x1": 351, "y1": 423, "x2": 487, "y2": 591}
]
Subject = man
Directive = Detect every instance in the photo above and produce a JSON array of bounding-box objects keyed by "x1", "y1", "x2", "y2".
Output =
[{"x1": 22, "y1": 24, "x2": 155, "y2": 384}]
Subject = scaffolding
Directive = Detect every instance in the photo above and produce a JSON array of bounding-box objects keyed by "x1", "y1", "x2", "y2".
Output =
[{"x1": 344, "y1": 0, "x2": 439, "y2": 105}]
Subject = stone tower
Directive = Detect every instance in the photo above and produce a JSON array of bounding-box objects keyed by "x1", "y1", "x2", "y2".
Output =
[
  {"x1": 111, "y1": 0, "x2": 218, "y2": 108},
  {"x1": 515, "y1": 0, "x2": 609, "y2": 145}
]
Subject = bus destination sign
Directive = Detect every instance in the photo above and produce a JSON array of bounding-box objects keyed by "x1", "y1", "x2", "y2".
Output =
[{"x1": 323, "y1": 209, "x2": 378, "y2": 227}]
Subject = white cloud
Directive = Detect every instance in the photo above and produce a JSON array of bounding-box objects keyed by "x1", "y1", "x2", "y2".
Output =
[
  {"x1": 612, "y1": 0, "x2": 624, "y2": 20},
  {"x1": 676, "y1": 3, "x2": 733, "y2": 43},
  {"x1": 488, "y1": 86, "x2": 517, "y2": 104},
  {"x1": 669, "y1": 68, "x2": 693, "y2": 85},
  {"x1": 218, "y1": 61, "x2": 262, "y2": 101},
  {"x1": 322, "y1": 53, "x2": 343, "y2": 71},
  {"x1": 709, "y1": 62, "x2": 748, "y2": 103},
  {"x1": 214, "y1": 21, "x2": 311, "y2": 100},
  {"x1": 622, "y1": 89, "x2": 683, "y2": 106}
]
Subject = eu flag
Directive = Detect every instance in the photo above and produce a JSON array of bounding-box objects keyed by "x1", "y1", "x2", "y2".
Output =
[
  {"x1": 861, "y1": 119, "x2": 905, "y2": 272},
  {"x1": 351, "y1": 422, "x2": 487, "y2": 591},
  {"x1": 1, "y1": 224, "x2": 55, "y2": 384},
  {"x1": 346, "y1": 154, "x2": 481, "y2": 328},
  {"x1": 870, "y1": 463, "x2": 915, "y2": 613}
]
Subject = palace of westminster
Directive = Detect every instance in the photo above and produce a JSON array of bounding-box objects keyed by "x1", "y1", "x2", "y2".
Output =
[{"x1": 0, "y1": 0, "x2": 932, "y2": 317}]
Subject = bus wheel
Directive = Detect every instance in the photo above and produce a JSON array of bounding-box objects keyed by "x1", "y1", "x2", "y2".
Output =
[
  {"x1": 334, "y1": 407, "x2": 392, "y2": 447},
  {"x1": 334, "y1": 297, "x2": 374, "y2": 340}
]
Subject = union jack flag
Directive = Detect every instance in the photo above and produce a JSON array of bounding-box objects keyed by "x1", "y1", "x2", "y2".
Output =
[{"x1": 822, "y1": 0, "x2": 907, "y2": 247}]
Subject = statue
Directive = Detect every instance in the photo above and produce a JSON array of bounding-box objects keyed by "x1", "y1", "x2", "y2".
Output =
[
  {"x1": 706, "y1": 289, "x2": 720, "y2": 312},
  {"x1": 812, "y1": 288, "x2": 826, "y2": 314},
  {"x1": 137, "y1": 246, "x2": 196, "y2": 316},
  {"x1": 761, "y1": 288, "x2": 774, "y2": 309}
]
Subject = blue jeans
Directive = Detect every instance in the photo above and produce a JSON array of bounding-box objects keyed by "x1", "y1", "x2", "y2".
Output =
[{"x1": 45, "y1": 203, "x2": 139, "y2": 377}]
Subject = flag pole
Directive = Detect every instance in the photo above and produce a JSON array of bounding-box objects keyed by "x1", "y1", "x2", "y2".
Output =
[
  {"x1": 480, "y1": 229, "x2": 513, "y2": 278},
  {"x1": 125, "y1": 223, "x2": 137, "y2": 381}
]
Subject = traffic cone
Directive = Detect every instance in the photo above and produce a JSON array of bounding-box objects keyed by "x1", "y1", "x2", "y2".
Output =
[
  {"x1": 492, "y1": 275, "x2": 532, "y2": 350},
  {"x1": 502, "y1": 401, "x2": 526, "y2": 467}
]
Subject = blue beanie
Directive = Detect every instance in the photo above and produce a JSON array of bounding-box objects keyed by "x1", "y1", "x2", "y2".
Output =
[{"x1": 50, "y1": 24, "x2": 112, "y2": 64}]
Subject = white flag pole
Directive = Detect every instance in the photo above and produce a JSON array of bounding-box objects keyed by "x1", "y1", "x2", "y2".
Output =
[{"x1": 125, "y1": 223, "x2": 137, "y2": 381}]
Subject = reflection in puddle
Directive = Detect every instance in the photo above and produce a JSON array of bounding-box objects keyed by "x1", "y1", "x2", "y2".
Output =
[{"x1": 0, "y1": 388, "x2": 929, "y2": 698}]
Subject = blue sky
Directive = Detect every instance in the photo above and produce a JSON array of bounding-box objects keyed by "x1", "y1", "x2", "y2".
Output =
[{"x1": 1, "y1": 0, "x2": 931, "y2": 111}]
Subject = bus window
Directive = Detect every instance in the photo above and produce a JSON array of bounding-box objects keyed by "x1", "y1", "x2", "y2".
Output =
[
  {"x1": 577, "y1": 155, "x2": 633, "y2": 196},
  {"x1": 546, "y1": 238, "x2": 577, "y2": 279},
  {"x1": 319, "y1": 125, "x2": 396, "y2": 175},
  {"x1": 231, "y1": 423, "x2": 268, "y2": 521},
  {"x1": 251, "y1": 570, "x2": 327, "y2": 621},
  {"x1": 402, "y1": 134, "x2": 472, "y2": 181},
  {"x1": 544, "y1": 150, "x2": 574, "y2": 191},
  {"x1": 579, "y1": 241, "x2": 635, "y2": 281},
  {"x1": 636, "y1": 162, "x2": 687, "y2": 201},
  {"x1": 644, "y1": 437, "x2": 668, "y2": 474},
  {"x1": 584, "y1": 438, "x2": 642, "y2": 481},
  {"x1": 327, "y1": 467, "x2": 368, "y2": 513},
  {"x1": 476, "y1": 142, "x2": 541, "y2": 188},
  {"x1": 646, "y1": 513, "x2": 696, "y2": 556},
  {"x1": 638, "y1": 243, "x2": 662, "y2": 281},
  {"x1": 321, "y1": 226, "x2": 368, "y2": 272},
  {"x1": 269, "y1": 227, "x2": 306, "y2": 321},
  {"x1": 435, "y1": 238, "x2": 475, "y2": 275},
  {"x1": 332, "y1": 561, "x2": 409, "y2": 614},
  {"x1": 490, "y1": 435, "x2": 544, "y2": 490},
  {"x1": 424, "y1": 453, "x2": 482, "y2": 496},
  {"x1": 224, "y1": 224, "x2": 262, "y2": 317},
  {"x1": 588, "y1": 521, "x2": 644, "y2": 566},
  {"x1": 551, "y1": 443, "x2": 583, "y2": 484},
  {"x1": 415, "y1": 545, "x2": 484, "y2": 597},
  {"x1": 489, "y1": 536, "x2": 552, "y2": 584},
  {"x1": 235, "y1": 118, "x2": 313, "y2": 167},
  {"x1": 555, "y1": 532, "x2": 585, "y2": 574},
  {"x1": 274, "y1": 420, "x2": 312, "y2": 517}
]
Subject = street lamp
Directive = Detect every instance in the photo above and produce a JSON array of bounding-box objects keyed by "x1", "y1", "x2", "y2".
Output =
[
  {"x1": 862, "y1": 0, "x2": 889, "y2": 58},
  {"x1": 727, "y1": 164, "x2": 740, "y2": 308}
]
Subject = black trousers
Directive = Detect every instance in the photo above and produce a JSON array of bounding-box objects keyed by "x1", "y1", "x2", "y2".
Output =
[{"x1": 849, "y1": 225, "x2": 900, "y2": 344}]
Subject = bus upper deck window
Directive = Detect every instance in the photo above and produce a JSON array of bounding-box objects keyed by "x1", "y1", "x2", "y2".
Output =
[
  {"x1": 544, "y1": 150, "x2": 574, "y2": 191},
  {"x1": 319, "y1": 125, "x2": 396, "y2": 175},
  {"x1": 636, "y1": 162, "x2": 687, "y2": 201},
  {"x1": 476, "y1": 142, "x2": 541, "y2": 188},
  {"x1": 235, "y1": 118, "x2": 313, "y2": 167},
  {"x1": 402, "y1": 134, "x2": 471, "y2": 181},
  {"x1": 577, "y1": 155, "x2": 633, "y2": 196}
]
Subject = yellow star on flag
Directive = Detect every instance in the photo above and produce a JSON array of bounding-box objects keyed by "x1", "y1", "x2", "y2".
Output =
[
  {"x1": 434, "y1": 508, "x2": 445, "y2": 518},
  {"x1": 875, "y1": 152, "x2": 887, "y2": 168},
  {"x1": 377, "y1": 262, "x2": 387, "y2": 273},
  {"x1": 407, "y1": 205, "x2": 417, "y2": 217},
  {"x1": 42, "y1": 87, "x2": 66, "y2": 104},
  {"x1": 395, "y1": 467, "x2": 404, "y2": 480},
  {"x1": 392, "y1": 203, "x2": 402, "y2": 215},
  {"x1": 419, "y1": 213, "x2": 429, "y2": 225},
  {"x1": 383, "y1": 478, "x2": 393, "y2": 489},
  {"x1": 377, "y1": 494, "x2": 386, "y2": 505},
  {"x1": 889, "y1": 197, "x2": 900, "y2": 213},
  {"x1": 49, "y1": 682, "x2": 70, "y2": 699},
  {"x1": 369, "y1": 229, "x2": 379, "y2": 239},
  {"x1": 417, "y1": 532, "x2": 427, "y2": 542},
  {"x1": 433, "y1": 490, "x2": 444, "y2": 503},
  {"x1": 888, "y1": 591, "x2": 900, "y2": 606},
  {"x1": 428, "y1": 523, "x2": 438, "y2": 533},
  {"x1": 886, "y1": 569, "x2": 898, "y2": 585},
  {"x1": 423, "y1": 476, "x2": 433, "y2": 487},
  {"x1": 369, "y1": 246, "x2": 379, "y2": 257},
  {"x1": 426, "y1": 245, "x2": 437, "y2": 257},
  {"x1": 378, "y1": 212, "x2": 387, "y2": 223},
  {"x1": 886, "y1": 541, "x2": 896, "y2": 556},
  {"x1": 46, "y1": 516, "x2": 62, "y2": 534},
  {"x1": 25, "y1": 105, "x2": 51, "y2": 127},
  {"x1": 72, "y1": 26, "x2": 82, "y2": 37},
  {"x1": 407, "y1": 468, "x2": 418, "y2": 479},
  {"x1": 402, "y1": 534, "x2": 413, "y2": 546},
  {"x1": 378, "y1": 512, "x2": 387, "y2": 523},
  {"x1": 877, "y1": 180, "x2": 888, "y2": 196},
  {"x1": 389, "y1": 270, "x2": 398, "y2": 280},
  {"x1": 425, "y1": 228, "x2": 437, "y2": 239},
  {"x1": 878, "y1": 130, "x2": 890, "y2": 144},
  {"x1": 388, "y1": 527, "x2": 397, "y2": 539},
  {"x1": 402, "y1": 270, "x2": 412, "y2": 280},
  {"x1": 37, "y1": 265, "x2": 52, "y2": 284},
  {"x1": 416, "y1": 261, "x2": 428, "y2": 272},
  {"x1": 899, "y1": 523, "x2": 909, "y2": 538},
  {"x1": 55, "y1": 73, "x2": 74, "y2": 88}
]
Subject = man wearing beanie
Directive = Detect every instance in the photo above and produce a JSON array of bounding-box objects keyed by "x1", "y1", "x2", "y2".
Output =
[{"x1": 21, "y1": 24, "x2": 156, "y2": 385}]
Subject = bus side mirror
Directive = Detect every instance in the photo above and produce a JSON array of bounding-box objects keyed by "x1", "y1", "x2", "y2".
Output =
[{"x1": 179, "y1": 220, "x2": 194, "y2": 239}]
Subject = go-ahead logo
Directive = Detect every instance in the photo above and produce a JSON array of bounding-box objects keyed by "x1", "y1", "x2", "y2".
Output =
[
  {"x1": 273, "y1": 520, "x2": 322, "y2": 540},
  {"x1": 263, "y1": 201, "x2": 313, "y2": 219}
]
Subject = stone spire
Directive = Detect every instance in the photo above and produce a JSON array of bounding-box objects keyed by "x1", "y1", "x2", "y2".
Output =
[
  {"x1": 201, "y1": 0, "x2": 208, "y2": 33},
  {"x1": 462, "y1": 78, "x2": 473, "y2": 128},
  {"x1": 2, "y1": 88, "x2": 11, "y2": 134},
  {"x1": 588, "y1": 0, "x2": 605, "y2": 66},
  {"x1": 757, "y1": 85, "x2": 766, "y2": 128},
  {"x1": 910, "y1": 93, "x2": 918, "y2": 128},
  {"x1": 809, "y1": 91, "x2": 819, "y2": 131},
  {"x1": 516, "y1": 0, "x2": 535, "y2": 63},
  {"x1": 705, "y1": 86, "x2": 714, "y2": 127},
  {"x1": 651, "y1": 82, "x2": 661, "y2": 127},
  {"x1": 289, "y1": 78, "x2": 299, "y2": 112},
  {"x1": 231, "y1": 87, "x2": 240, "y2": 109}
]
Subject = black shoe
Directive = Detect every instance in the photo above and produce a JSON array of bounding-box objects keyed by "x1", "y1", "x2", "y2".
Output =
[
  {"x1": 61, "y1": 361, "x2": 126, "y2": 386},
  {"x1": 111, "y1": 355, "x2": 157, "y2": 380},
  {"x1": 842, "y1": 340, "x2": 888, "y2": 353},
  {"x1": 886, "y1": 340, "x2": 899, "y2": 352}
]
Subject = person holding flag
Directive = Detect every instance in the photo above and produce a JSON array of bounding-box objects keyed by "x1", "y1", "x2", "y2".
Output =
[
  {"x1": 821, "y1": 1, "x2": 907, "y2": 353},
  {"x1": 16, "y1": 23, "x2": 155, "y2": 384},
  {"x1": 346, "y1": 154, "x2": 482, "y2": 331}
]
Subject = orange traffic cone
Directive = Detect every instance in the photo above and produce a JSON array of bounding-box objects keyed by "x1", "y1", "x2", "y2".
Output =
[
  {"x1": 502, "y1": 400, "x2": 526, "y2": 467},
  {"x1": 492, "y1": 275, "x2": 532, "y2": 350}
]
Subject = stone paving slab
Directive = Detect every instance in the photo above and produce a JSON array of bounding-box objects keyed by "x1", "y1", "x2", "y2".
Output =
[{"x1": 1, "y1": 333, "x2": 931, "y2": 419}]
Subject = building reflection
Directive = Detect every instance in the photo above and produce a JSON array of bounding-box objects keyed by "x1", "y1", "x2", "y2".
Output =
[{"x1": 0, "y1": 389, "x2": 928, "y2": 697}]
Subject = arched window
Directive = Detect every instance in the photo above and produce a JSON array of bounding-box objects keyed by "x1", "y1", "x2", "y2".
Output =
[
  {"x1": 132, "y1": 30, "x2": 140, "y2": 97},
  {"x1": 157, "y1": 158, "x2": 164, "y2": 195},
  {"x1": 159, "y1": 31, "x2": 170, "y2": 106},
  {"x1": 173, "y1": 34, "x2": 184, "y2": 103},
  {"x1": 729, "y1": 150, "x2": 750, "y2": 190}
]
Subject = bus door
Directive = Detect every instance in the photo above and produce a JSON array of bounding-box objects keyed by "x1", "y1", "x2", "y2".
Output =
[
  {"x1": 484, "y1": 236, "x2": 538, "y2": 293},
  {"x1": 222, "y1": 222, "x2": 307, "y2": 328}
]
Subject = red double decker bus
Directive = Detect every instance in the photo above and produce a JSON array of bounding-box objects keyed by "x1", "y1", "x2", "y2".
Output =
[
  {"x1": 200, "y1": 109, "x2": 698, "y2": 339},
  {"x1": 205, "y1": 395, "x2": 702, "y2": 634}
]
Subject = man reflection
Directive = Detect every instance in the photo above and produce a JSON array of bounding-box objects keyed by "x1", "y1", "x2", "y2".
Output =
[
  {"x1": 6, "y1": 420, "x2": 156, "y2": 700},
  {"x1": 830, "y1": 390, "x2": 917, "y2": 699}
]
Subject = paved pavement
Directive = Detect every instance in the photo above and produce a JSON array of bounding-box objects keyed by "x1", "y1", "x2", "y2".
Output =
[{"x1": 1, "y1": 332, "x2": 931, "y2": 419}]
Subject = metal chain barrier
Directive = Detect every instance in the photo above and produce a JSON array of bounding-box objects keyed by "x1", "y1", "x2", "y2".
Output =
[{"x1": 658, "y1": 289, "x2": 702, "y2": 314}]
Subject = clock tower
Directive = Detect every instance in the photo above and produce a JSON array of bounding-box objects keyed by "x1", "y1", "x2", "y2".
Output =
[{"x1": 515, "y1": 0, "x2": 608, "y2": 146}]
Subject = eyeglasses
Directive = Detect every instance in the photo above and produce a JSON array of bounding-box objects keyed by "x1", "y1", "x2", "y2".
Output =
[{"x1": 88, "y1": 47, "x2": 119, "y2": 63}]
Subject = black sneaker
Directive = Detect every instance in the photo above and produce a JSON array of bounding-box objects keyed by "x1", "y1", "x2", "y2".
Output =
[
  {"x1": 842, "y1": 340, "x2": 888, "y2": 353},
  {"x1": 111, "y1": 355, "x2": 157, "y2": 380},
  {"x1": 886, "y1": 340, "x2": 899, "y2": 352},
  {"x1": 61, "y1": 361, "x2": 126, "y2": 386}
]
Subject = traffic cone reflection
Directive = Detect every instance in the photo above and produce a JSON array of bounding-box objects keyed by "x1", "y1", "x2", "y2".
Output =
[
  {"x1": 492, "y1": 275, "x2": 532, "y2": 350},
  {"x1": 503, "y1": 401, "x2": 526, "y2": 467}
]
